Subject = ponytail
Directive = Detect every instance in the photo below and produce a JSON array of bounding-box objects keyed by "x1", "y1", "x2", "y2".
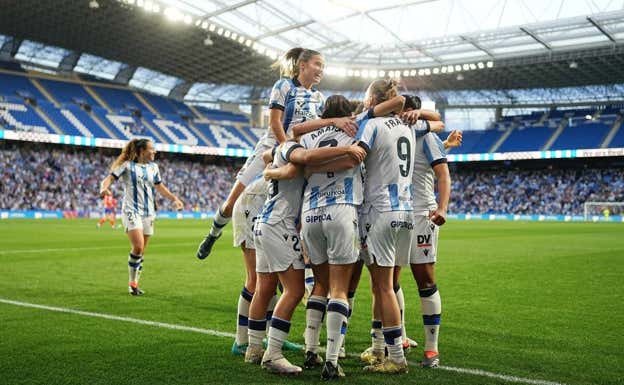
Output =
[
  {"x1": 271, "y1": 47, "x2": 322, "y2": 78},
  {"x1": 110, "y1": 138, "x2": 150, "y2": 171},
  {"x1": 367, "y1": 78, "x2": 399, "y2": 106}
]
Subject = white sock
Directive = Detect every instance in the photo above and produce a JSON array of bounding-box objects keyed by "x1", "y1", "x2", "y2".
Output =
[
  {"x1": 371, "y1": 319, "x2": 384, "y2": 353},
  {"x1": 420, "y1": 285, "x2": 441, "y2": 353},
  {"x1": 128, "y1": 253, "x2": 141, "y2": 284},
  {"x1": 266, "y1": 294, "x2": 278, "y2": 334},
  {"x1": 136, "y1": 258, "x2": 143, "y2": 284},
  {"x1": 304, "y1": 264, "x2": 315, "y2": 292},
  {"x1": 394, "y1": 285, "x2": 407, "y2": 341},
  {"x1": 210, "y1": 207, "x2": 230, "y2": 236},
  {"x1": 265, "y1": 317, "x2": 290, "y2": 360},
  {"x1": 247, "y1": 318, "x2": 266, "y2": 347},
  {"x1": 326, "y1": 299, "x2": 348, "y2": 365},
  {"x1": 383, "y1": 326, "x2": 405, "y2": 363},
  {"x1": 236, "y1": 287, "x2": 253, "y2": 345},
  {"x1": 304, "y1": 295, "x2": 327, "y2": 353}
]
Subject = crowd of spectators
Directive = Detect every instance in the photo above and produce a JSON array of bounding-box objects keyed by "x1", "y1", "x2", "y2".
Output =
[
  {"x1": 450, "y1": 168, "x2": 624, "y2": 215},
  {"x1": 1, "y1": 143, "x2": 622, "y2": 216},
  {"x1": 0, "y1": 144, "x2": 237, "y2": 214}
]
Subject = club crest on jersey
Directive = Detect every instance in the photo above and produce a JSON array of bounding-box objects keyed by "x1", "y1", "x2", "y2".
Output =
[{"x1": 423, "y1": 249, "x2": 429, "y2": 256}]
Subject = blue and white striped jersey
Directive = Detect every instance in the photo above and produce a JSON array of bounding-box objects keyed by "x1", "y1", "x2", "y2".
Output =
[
  {"x1": 258, "y1": 141, "x2": 305, "y2": 224},
  {"x1": 111, "y1": 161, "x2": 161, "y2": 217},
  {"x1": 268, "y1": 77, "x2": 325, "y2": 140},
  {"x1": 412, "y1": 132, "x2": 447, "y2": 214},
  {"x1": 356, "y1": 115, "x2": 415, "y2": 212},
  {"x1": 300, "y1": 125, "x2": 364, "y2": 212}
]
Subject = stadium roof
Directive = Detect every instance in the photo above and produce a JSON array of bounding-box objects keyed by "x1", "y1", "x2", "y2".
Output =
[{"x1": 1, "y1": 0, "x2": 624, "y2": 97}]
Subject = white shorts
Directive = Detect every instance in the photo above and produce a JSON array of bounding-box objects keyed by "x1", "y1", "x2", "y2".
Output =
[
  {"x1": 408, "y1": 214, "x2": 439, "y2": 265},
  {"x1": 359, "y1": 207, "x2": 413, "y2": 267},
  {"x1": 232, "y1": 191, "x2": 266, "y2": 249},
  {"x1": 236, "y1": 137, "x2": 275, "y2": 186},
  {"x1": 122, "y1": 211, "x2": 155, "y2": 236},
  {"x1": 300, "y1": 204, "x2": 360, "y2": 266},
  {"x1": 255, "y1": 220, "x2": 305, "y2": 273}
]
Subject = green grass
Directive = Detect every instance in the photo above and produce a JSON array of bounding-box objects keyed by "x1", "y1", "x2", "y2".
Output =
[{"x1": 0, "y1": 219, "x2": 623, "y2": 385}]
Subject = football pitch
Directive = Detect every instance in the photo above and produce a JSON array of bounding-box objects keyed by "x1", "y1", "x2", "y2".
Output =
[{"x1": 0, "y1": 219, "x2": 622, "y2": 385}]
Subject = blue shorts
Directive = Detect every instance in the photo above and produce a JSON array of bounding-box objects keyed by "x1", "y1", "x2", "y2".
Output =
[{"x1": 104, "y1": 208, "x2": 113, "y2": 214}]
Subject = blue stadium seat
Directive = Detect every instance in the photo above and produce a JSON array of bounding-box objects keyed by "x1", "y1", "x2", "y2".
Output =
[
  {"x1": 0, "y1": 72, "x2": 46, "y2": 100},
  {"x1": 498, "y1": 125, "x2": 556, "y2": 152},
  {"x1": 38, "y1": 79, "x2": 100, "y2": 107},
  {"x1": 550, "y1": 121, "x2": 611, "y2": 150},
  {"x1": 607, "y1": 123, "x2": 624, "y2": 148},
  {"x1": 91, "y1": 86, "x2": 148, "y2": 113},
  {"x1": 0, "y1": 100, "x2": 50, "y2": 132}
]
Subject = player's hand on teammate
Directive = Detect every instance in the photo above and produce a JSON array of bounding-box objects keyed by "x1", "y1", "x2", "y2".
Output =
[
  {"x1": 99, "y1": 188, "x2": 111, "y2": 198},
  {"x1": 429, "y1": 208, "x2": 447, "y2": 226},
  {"x1": 333, "y1": 116, "x2": 358, "y2": 137},
  {"x1": 400, "y1": 110, "x2": 421, "y2": 125},
  {"x1": 346, "y1": 144, "x2": 366, "y2": 163},
  {"x1": 446, "y1": 130, "x2": 463, "y2": 148}
]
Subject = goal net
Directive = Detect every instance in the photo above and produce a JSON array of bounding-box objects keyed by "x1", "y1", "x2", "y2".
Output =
[{"x1": 583, "y1": 202, "x2": 624, "y2": 221}]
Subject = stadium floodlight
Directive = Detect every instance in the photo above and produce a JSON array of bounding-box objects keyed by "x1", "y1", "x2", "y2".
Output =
[
  {"x1": 441, "y1": 66, "x2": 447, "y2": 73},
  {"x1": 433, "y1": 67, "x2": 440, "y2": 74},
  {"x1": 469, "y1": 63, "x2": 477, "y2": 70},
  {"x1": 337, "y1": 68, "x2": 347, "y2": 77},
  {"x1": 183, "y1": 15, "x2": 192, "y2": 24},
  {"x1": 403, "y1": 70, "x2": 410, "y2": 77},
  {"x1": 164, "y1": 7, "x2": 183, "y2": 22},
  {"x1": 347, "y1": 69, "x2": 354, "y2": 76},
  {"x1": 361, "y1": 69, "x2": 369, "y2": 78},
  {"x1": 238, "y1": 36, "x2": 245, "y2": 44},
  {"x1": 378, "y1": 70, "x2": 385, "y2": 77},
  {"x1": 209, "y1": 24, "x2": 216, "y2": 32},
  {"x1": 418, "y1": 69, "x2": 425, "y2": 76},
  {"x1": 370, "y1": 69, "x2": 378, "y2": 78},
  {"x1": 151, "y1": 3, "x2": 160, "y2": 12},
  {"x1": 410, "y1": 69, "x2": 417, "y2": 76},
  {"x1": 424, "y1": 68, "x2": 431, "y2": 75},
  {"x1": 245, "y1": 39, "x2": 253, "y2": 47},
  {"x1": 231, "y1": 32, "x2": 238, "y2": 40},
  {"x1": 455, "y1": 65, "x2": 461, "y2": 72},
  {"x1": 136, "y1": 0, "x2": 143, "y2": 6},
  {"x1": 354, "y1": 70, "x2": 361, "y2": 77},
  {"x1": 224, "y1": 30, "x2": 231, "y2": 38},
  {"x1": 447, "y1": 65, "x2": 454, "y2": 73},
  {"x1": 217, "y1": 28, "x2": 224, "y2": 36},
  {"x1": 89, "y1": 0, "x2": 100, "y2": 9},
  {"x1": 462, "y1": 63, "x2": 470, "y2": 71},
  {"x1": 477, "y1": 61, "x2": 485, "y2": 69},
  {"x1": 486, "y1": 61, "x2": 494, "y2": 68},
  {"x1": 201, "y1": 21, "x2": 208, "y2": 29}
]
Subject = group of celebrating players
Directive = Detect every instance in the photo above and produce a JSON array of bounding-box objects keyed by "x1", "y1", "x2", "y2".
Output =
[{"x1": 99, "y1": 46, "x2": 462, "y2": 379}]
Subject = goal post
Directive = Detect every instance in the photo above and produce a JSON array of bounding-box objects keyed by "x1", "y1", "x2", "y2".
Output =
[{"x1": 583, "y1": 201, "x2": 624, "y2": 221}]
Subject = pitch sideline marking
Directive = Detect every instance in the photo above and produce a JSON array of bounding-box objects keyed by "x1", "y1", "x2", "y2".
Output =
[
  {"x1": 0, "y1": 298, "x2": 566, "y2": 385},
  {"x1": 0, "y1": 242, "x2": 199, "y2": 255}
]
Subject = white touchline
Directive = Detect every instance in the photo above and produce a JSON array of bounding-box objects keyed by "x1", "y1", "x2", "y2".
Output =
[
  {"x1": 0, "y1": 298, "x2": 566, "y2": 385},
  {"x1": 0, "y1": 242, "x2": 199, "y2": 255}
]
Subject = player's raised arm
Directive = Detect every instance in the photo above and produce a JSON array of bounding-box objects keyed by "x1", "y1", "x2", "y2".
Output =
[
  {"x1": 287, "y1": 143, "x2": 366, "y2": 165},
  {"x1": 292, "y1": 116, "x2": 358, "y2": 138},
  {"x1": 443, "y1": 130, "x2": 462, "y2": 149},
  {"x1": 263, "y1": 163, "x2": 301, "y2": 180}
]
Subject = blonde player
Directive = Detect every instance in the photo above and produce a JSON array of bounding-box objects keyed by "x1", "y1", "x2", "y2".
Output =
[
  {"x1": 196, "y1": 47, "x2": 357, "y2": 259},
  {"x1": 99, "y1": 138, "x2": 183, "y2": 295}
]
